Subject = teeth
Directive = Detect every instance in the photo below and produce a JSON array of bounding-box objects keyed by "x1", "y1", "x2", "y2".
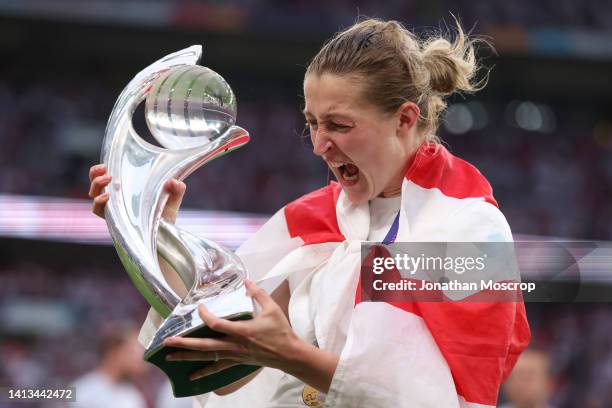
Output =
[
  {"x1": 327, "y1": 160, "x2": 359, "y2": 183},
  {"x1": 328, "y1": 161, "x2": 347, "y2": 168}
]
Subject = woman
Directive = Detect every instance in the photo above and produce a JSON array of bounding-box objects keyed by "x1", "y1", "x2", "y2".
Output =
[{"x1": 90, "y1": 18, "x2": 530, "y2": 407}]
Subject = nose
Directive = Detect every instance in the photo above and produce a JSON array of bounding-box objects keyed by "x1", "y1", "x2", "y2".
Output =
[{"x1": 312, "y1": 131, "x2": 333, "y2": 157}]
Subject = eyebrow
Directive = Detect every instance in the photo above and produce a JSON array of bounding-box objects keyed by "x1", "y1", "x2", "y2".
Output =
[{"x1": 302, "y1": 110, "x2": 354, "y2": 122}]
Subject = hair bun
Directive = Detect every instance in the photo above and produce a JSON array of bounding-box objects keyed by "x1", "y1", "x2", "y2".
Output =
[{"x1": 421, "y1": 26, "x2": 479, "y2": 96}]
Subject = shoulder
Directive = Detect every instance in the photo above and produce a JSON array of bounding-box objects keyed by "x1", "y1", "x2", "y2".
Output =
[
  {"x1": 449, "y1": 199, "x2": 513, "y2": 242},
  {"x1": 406, "y1": 143, "x2": 497, "y2": 207},
  {"x1": 403, "y1": 143, "x2": 511, "y2": 241}
]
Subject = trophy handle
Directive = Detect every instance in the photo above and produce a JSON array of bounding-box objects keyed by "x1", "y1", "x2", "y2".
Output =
[{"x1": 157, "y1": 219, "x2": 247, "y2": 300}]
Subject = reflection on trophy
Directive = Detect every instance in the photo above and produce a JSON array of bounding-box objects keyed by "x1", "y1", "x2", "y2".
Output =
[{"x1": 100, "y1": 45, "x2": 258, "y2": 397}]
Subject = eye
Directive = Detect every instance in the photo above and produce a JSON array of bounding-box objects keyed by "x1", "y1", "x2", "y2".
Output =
[
  {"x1": 306, "y1": 121, "x2": 318, "y2": 130},
  {"x1": 330, "y1": 122, "x2": 352, "y2": 132}
]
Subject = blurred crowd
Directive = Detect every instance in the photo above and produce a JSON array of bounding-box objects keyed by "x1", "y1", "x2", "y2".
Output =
[
  {"x1": 0, "y1": 261, "x2": 148, "y2": 385},
  {"x1": 0, "y1": 78, "x2": 611, "y2": 240},
  {"x1": 0, "y1": 78, "x2": 323, "y2": 215},
  {"x1": 515, "y1": 304, "x2": 612, "y2": 408},
  {"x1": 248, "y1": 0, "x2": 612, "y2": 32},
  {"x1": 14, "y1": 0, "x2": 612, "y2": 33},
  {"x1": 0, "y1": 260, "x2": 170, "y2": 407}
]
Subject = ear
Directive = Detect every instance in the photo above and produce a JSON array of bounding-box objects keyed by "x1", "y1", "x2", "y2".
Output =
[{"x1": 396, "y1": 101, "x2": 420, "y2": 138}]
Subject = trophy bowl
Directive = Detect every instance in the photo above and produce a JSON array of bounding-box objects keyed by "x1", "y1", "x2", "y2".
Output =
[{"x1": 100, "y1": 45, "x2": 259, "y2": 397}]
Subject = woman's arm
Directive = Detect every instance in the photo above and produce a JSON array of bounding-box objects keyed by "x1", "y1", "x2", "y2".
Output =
[{"x1": 278, "y1": 335, "x2": 339, "y2": 393}]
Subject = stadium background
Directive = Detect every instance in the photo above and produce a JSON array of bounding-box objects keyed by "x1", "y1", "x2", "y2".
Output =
[{"x1": 0, "y1": 0, "x2": 611, "y2": 406}]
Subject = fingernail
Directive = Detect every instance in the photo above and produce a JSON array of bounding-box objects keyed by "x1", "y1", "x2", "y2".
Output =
[{"x1": 190, "y1": 372, "x2": 206, "y2": 381}]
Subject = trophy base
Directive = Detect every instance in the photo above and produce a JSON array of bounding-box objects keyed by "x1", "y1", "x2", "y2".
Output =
[
  {"x1": 143, "y1": 285, "x2": 259, "y2": 397},
  {"x1": 145, "y1": 312, "x2": 260, "y2": 398}
]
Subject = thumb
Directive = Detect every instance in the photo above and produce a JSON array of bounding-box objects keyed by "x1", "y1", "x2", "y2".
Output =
[{"x1": 162, "y1": 178, "x2": 186, "y2": 223}]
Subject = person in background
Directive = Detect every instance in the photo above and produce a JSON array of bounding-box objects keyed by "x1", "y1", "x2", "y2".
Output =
[
  {"x1": 72, "y1": 323, "x2": 148, "y2": 408},
  {"x1": 501, "y1": 347, "x2": 556, "y2": 408}
]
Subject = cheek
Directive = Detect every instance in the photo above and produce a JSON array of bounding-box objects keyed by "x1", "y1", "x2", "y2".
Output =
[
  {"x1": 365, "y1": 137, "x2": 404, "y2": 188},
  {"x1": 338, "y1": 129, "x2": 380, "y2": 162},
  {"x1": 352, "y1": 132, "x2": 398, "y2": 171}
]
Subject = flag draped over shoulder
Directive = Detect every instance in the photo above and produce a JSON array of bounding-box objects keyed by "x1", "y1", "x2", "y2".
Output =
[{"x1": 140, "y1": 143, "x2": 530, "y2": 408}]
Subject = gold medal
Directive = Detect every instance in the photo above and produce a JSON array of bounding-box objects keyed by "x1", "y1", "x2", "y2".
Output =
[{"x1": 302, "y1": 384, "x2": 322, "y2": 407}]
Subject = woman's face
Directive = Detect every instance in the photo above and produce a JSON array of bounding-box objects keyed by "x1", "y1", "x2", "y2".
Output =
[{"x1": 303, "y1": 73, "x2": 418, "y2": 205}]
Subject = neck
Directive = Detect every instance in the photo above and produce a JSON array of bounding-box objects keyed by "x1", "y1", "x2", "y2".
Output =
[
  {"x1": 379, "y1": 186, "x2": 401, "y2": 197},
  {"x1": 380, "y1": 162, "x2": 409, "y2": 198},
  {"x1": 380, "y1": 143, "x2": 422, "y2": 198}
]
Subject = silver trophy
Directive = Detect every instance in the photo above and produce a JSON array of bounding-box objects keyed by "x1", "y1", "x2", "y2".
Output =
[{"x1": 101, "y1": 45, "x2": 258, "y2": 397}]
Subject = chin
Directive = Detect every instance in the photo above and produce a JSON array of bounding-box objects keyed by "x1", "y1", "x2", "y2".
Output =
[{"x1": 338, "y1": 175, "x2": 376, "y2": 205}]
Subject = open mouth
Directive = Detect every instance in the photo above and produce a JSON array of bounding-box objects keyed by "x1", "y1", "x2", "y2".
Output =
[{"x1": 329, "y1": 161, "x2": 360, "y2": 186}]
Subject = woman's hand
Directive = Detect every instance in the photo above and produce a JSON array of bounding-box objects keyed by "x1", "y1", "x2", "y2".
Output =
[
  {"x1": 164, "y1": 280, "x2": 299, "y2": 374},
  {"x1": 88, "y1": 163, "x2": 186, "y2": 223},
  {"x1": 164, "y1": 280, "x2": 339, "y2": 393},
  {"x1": 89, "y1": 164, "x2": 112, "y2": 219}
]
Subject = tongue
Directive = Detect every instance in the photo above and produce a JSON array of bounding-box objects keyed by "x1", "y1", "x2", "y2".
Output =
[{"x1": 345, "y1": 163, "x2": 359, "y2": 176}]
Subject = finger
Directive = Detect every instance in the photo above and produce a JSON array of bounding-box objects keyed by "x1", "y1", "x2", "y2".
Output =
[
  {"x1": 88, "y1": 175, "x2": 111, "y2": 199},
  {"x1": 190, "y1": 360, "x2": 240, "y2": 381},
  {"x1": 163, "y1": 336, "x2": 245, "y2": 353},
  {"x1": 245, "y1": 280, "x2": 276, "y2": 311},
  {"x1": 197, "y1": 304, "x2": 249, "y2": 337},
  {"x1": 161, "y1": 179, "x2": 186, "y2": 222},
  {"x1": 92, "y1": 192, "x2": 110, "y2": 219},
  {"x1": 89, "y1": 164, "x2": 107, "y2": 182},
  {"x1": 165, "y1": 350, "x2": 243, "y2": 362},
  {"x1": 163, "y1": 178, "x2": 186, "y2": 203}
]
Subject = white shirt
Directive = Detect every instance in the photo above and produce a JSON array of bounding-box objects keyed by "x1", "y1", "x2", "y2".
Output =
[
  {"x1": 156, "y1": 379, "x2": 195, "y2": 408},
  {"x1": 72, "y1": 371, "x2": 146, "y2": 408},
  {"x1": 367, "y1": 195, "x2": 402, "y2": 242}
]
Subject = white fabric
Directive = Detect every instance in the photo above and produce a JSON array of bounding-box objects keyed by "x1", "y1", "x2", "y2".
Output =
[
  {"x1": 323, "y1": 182, "x2": 508, "y2": 408},
  {"x1": 367, "y1": 195, "x2": 402, "y2": 242},
  {"x1": 262, "y1": 196, "x2": 403, "y2": 407},
  {"x1": 139, "y1": 177, "x2": 510, "y2": 407},
  {"x1": 325, "y1": 302, "x2": 459, "y2": 408},
  {"x1": 72, "y1": 371, "x2": 146, "y2": 408}
]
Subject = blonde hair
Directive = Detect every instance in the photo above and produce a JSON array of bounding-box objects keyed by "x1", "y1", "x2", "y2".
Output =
[{"x1": 306, "y1": 17, "x2": 487, "y2": 141}]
